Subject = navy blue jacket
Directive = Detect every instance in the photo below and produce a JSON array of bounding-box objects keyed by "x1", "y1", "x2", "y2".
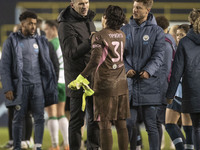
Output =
[
  {"x1": 160, "y1": 33, "x2": 176, "y2": 105},
  {"x1": 121, "y1": 13, "x2": 166, "y2": 106},
  {"x1": 0, "y1": 31, "x2": 58, "y2": 107},
  {"x1": 166, "y1": 28, "x2": 200, "y2": 113}
]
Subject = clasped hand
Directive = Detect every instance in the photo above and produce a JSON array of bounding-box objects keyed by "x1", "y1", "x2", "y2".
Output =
[
  {"x1": 166, "y1": 98, "x2": 173, "y2": 104},
  {"x1": 5, "y1": 91, "x2": 14, "y2": 100},
  {"x1": 127, "y1": 69, "x2": 150, "y2": 79}
]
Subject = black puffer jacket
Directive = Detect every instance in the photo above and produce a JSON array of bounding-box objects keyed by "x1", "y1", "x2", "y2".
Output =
[
  {"x1": 58, "y1": 6, "x2": 96, "y2": 98},
  {"x1": 166, "y1": 28, "x2": 200, "y2": 113}
]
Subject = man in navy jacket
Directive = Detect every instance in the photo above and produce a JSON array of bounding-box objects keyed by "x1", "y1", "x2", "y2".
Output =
[
  {"x1": 1, "y1": 11, "x2": 57, "y2": 150},
  {"x1": 121, "y1": 0, "x2": 166, "y2": 149}
]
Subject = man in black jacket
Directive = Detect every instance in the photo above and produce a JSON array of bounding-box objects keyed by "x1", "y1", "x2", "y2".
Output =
[{"x1": 57, "y1": 0, "x2": 100, "y2": 149}]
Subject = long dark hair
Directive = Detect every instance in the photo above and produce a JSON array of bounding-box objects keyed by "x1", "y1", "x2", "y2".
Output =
[{"x1": 104, "y1": 5, "x2": 126, "y2": 30}]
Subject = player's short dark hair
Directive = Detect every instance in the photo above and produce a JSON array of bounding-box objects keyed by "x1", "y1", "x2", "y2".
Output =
[
  {"x1": 45, "y1": 20, "x2": 58, "y2": 30},
  {"x1": 156, "y1": 16, "x2": 169, "y2": 30},
  {"x1": 177, "y1": 24, "x2": 190, "y2": 34},
  {"x1": 104, "y1": 5, "x2": 126, "y2": 30},
  {"x1": 133, "y1": 0, "x2": 153, "y2": 9},
  {"x1": 19, "y1": 11, "x2": 37, "y2": 22}
]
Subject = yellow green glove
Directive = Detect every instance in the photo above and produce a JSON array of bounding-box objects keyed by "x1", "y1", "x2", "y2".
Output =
[
  {"x1": 82, "y1": 83, "x2": 95, "y2": 96},
  {"x1": 68, "y1": 74, "x2": 89, "y2": 90},
  {"x1": 82, "y1": 83, "x2": 94, "y2": 111},
  {"x1": 68, "y1": 74, "x2": 95, "y2": 111}
]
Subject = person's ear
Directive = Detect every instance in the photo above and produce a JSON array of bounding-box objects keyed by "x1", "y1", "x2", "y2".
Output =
[
  {"x1": 146, "y1": 8, "x2": 150, "y2": 14},
  {"x1": 70, "y1": 2, "x2": 74, "y2": 8},
  {"x1": 52, "y1": 26, "x2": 57, "y2": 31},
  {"x1": 21, "y1": 21, "x2": 24, "y2": 27}
]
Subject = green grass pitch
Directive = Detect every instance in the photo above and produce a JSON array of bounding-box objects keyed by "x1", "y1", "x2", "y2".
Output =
[{"x1": 0, "y1": 127, "x2": 173, "y2": 150}]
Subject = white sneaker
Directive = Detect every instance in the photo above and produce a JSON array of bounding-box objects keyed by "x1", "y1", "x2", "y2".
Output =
[
  {"x1": 136, "y1": 145, "x2": 142, "y2": 150},
  {"x1": 21, "y1": 141, "x2": 28, "y2": 149},
  {"x1": 80, "y1": 140, "x2": 85, "y2": 150},
  {"x1": 170, "y1": 141, "x2": 175, "y2": 149},
  {"x1": 26, "y1": 137, "x2": 34, "y2": 148}
]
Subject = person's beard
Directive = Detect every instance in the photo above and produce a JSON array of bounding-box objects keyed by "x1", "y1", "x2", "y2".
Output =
[
  {"x1": 133, "y1": 14, "x2": 146, "y2": 25},
  {"x1": 25, "y1": 27, "x2": 35, "y2": 36}
]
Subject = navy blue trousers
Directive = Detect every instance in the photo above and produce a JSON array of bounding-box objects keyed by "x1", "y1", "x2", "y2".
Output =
[
  {"x1": 127, "y1": 105, "x2": 159, "y2": 150},
  {"x1": 13, "y1": 84, "x2": 44, "y2": 150},
  {"x1": 190, "y1": 113, "x2": 200, "y2": 150}
]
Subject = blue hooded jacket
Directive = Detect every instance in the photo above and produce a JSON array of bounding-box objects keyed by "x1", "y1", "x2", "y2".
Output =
[
  {"x1": 166, "y1": 28, "x2": 200, "y2": 113},
  {"x1": 0, "y1": 31, "x2": 58, "y2": 107},
  {"x1": 121, "y1": 13, "x2": 166, "y2": 106}
]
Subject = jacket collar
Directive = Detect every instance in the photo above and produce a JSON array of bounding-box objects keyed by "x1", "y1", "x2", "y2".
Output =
[
  {"x1": 17, "y1": 30, "x2": 37, "y2": 39},
  {"x1": 129, "y1": 12, "x2": 157, "y2": 27},
  {"x1": 57, "y1": 5, "x2": 95, "y2": 23},
  {"x1": 187, "y1": 28, "x2": 200, "y2": 45}
]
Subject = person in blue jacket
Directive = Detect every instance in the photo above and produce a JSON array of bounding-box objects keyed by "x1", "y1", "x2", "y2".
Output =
[
  {"x1": 155, "y1": 15, "x2": 176, "y2": 150},
  {"x1": 166, "y1": 8, "x2": 200, "y2": 150},
  {"x1": 121, "y1": 0, "x2": 166, "y2": 149},
  {"x1": 0, "y1": 11, "x2": 58, "y2": 150}
]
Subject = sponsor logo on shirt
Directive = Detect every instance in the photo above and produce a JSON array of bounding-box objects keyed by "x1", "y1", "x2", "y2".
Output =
[
  {"x1": 109, "y1": 33, "x2": 123, "y2": 39},
  {"x1": 92, "y1": 44, "x2": 101, "y2": 48}
]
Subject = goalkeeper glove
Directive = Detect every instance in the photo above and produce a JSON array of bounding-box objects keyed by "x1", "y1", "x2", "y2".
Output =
[
  {"x1": 68, "y1": 74, "x2": 89, "y2": 90},
  {"x1": 68, "y1": 74, "x2": 94, "y2": 111},
  {"x1": 81, "y1": 83, "x2": 94, "y2": 111}
]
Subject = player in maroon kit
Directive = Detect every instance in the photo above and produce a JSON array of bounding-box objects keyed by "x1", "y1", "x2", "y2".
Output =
[{"x1": 68, "y1": 5, "x2": 130, "y2": 150}]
